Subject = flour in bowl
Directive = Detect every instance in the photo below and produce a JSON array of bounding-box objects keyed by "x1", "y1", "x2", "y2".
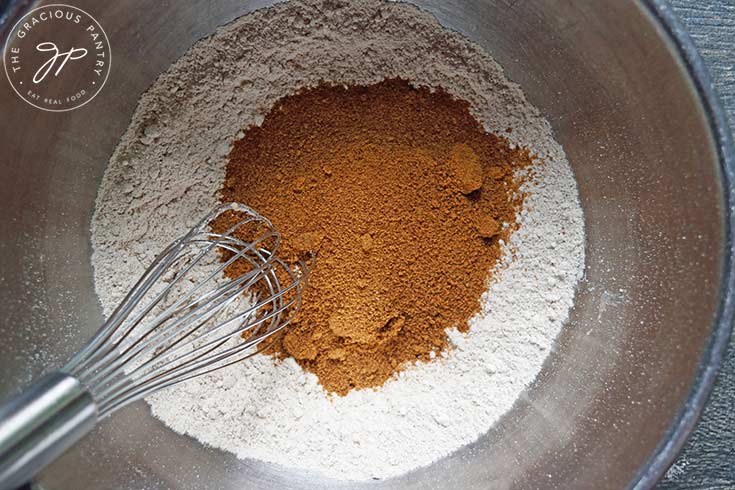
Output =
[{"x1": 91, "y1": 0, "x2": 585, "y2": 480}]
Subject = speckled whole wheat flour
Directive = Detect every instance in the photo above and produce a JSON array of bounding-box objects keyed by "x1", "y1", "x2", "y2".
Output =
[{"x1": 91, "y1": 0, "x2": 585, "y2": 481}]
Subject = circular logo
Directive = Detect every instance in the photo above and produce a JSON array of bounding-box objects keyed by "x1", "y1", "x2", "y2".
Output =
[{"x1": 3, "y1": 4, "x2": 111, "y2": 111}]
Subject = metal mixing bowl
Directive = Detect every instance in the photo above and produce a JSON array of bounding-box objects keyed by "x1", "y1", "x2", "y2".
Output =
[{"x1": 1, "y1": 1, "x2": 733, "y2": 489}]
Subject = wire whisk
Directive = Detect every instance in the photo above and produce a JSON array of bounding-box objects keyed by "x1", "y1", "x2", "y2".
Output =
[{"x1": 0, "y1": 202, "x2": 307, "y2": 490}]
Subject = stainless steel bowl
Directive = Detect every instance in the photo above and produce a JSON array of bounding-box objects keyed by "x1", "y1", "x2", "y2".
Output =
[{"x1": 0, "y1": 1, "x2": 733, "y2": 489}]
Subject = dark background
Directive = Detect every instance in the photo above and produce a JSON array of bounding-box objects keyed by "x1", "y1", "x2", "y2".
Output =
[{"x1": 659, "y1": 3, "x2": 735, "y2": 488}]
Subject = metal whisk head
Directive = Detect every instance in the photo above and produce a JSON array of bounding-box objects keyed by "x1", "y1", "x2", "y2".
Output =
[
  {"x1": 0, "y1": 203, "x2": 307, "y2": 490},
  {"x1": 64, "y1": 202, "x2": 307, "y2": 418}
]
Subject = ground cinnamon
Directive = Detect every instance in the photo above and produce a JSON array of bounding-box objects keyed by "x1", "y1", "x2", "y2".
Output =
[{"x1": 215, "y1": 78, "x2": 533, "y2": 395}]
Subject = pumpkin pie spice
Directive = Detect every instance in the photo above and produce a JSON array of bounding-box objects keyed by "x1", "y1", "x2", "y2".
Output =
[{"x1": 216, "y1": 78, "x2": 534, "y2": 395}]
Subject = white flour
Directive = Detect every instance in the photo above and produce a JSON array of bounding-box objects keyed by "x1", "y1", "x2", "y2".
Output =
[{"x1": 91, "y1": 0, "x2": 585, "y2": 481}]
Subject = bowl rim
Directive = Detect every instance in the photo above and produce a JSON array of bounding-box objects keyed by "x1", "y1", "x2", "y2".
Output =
[
  {"x1": 631, "y1": 1, "x2": 735, "y2": 488},
  {"x1": 0, "y1": 0, "x2": 733, "y2": 488}
]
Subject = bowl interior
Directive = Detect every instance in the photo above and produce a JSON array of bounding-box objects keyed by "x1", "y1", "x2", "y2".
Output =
[{"x1": 0, "y1": 1, "x2": 726, "y2": 489}]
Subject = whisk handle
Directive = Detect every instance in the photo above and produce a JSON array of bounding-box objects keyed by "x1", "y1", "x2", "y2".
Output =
[{"x1": 0, "y1": 372, "x2": 98, "y2": 490}]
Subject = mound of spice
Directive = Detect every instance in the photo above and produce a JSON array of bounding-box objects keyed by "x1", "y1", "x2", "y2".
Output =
[{"x1": 215, "y1": 78, "x2": 533, "y2": 395}]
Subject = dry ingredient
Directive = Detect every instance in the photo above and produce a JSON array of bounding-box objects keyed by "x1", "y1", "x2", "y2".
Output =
[
  {"x1": 91, "y1": 0, "x2": 585, "y2": 481},
  {"x1": 213, "y1": 78, "x2": 533, "y2": 395}
]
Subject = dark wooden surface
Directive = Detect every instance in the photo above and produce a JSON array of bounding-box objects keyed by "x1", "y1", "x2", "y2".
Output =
[{"x1": 659, "y1": 2, "x2": 735, "y2": 488}]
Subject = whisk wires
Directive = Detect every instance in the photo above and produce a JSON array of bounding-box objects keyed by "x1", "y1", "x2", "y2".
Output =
[{"x1": 64, "y1": 203, "x2": 307, "y2": 418}]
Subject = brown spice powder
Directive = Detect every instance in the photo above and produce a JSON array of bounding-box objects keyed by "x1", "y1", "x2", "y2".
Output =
[{"x1": 216, "y1": 78, "x2": 533, "y2": 395}]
